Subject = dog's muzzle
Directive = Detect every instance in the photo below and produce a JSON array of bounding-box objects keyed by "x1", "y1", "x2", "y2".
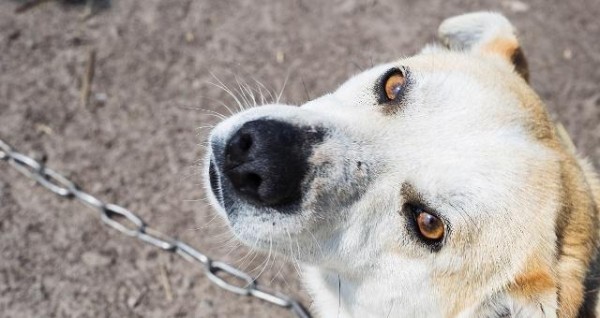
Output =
[{"x1": 210, "y1": 119, "x2": 324, "y2": 211}]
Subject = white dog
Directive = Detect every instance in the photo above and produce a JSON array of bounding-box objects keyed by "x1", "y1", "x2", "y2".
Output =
[{"x1": 205, "y1": 12, "x2": 600, "y2": 318}]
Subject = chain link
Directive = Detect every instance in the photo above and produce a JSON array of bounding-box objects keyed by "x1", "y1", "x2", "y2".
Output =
[{"x1": 0, "y1": 138, "x2": 311, "y2": 318}]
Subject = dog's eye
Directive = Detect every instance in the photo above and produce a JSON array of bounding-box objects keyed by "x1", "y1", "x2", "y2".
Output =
[
  {"x1": 383, "y1": 71, "x2": 406, "y2": 101},
  {"x1": 376, "y1": 68, "x2": 410, "y2": 106},
  {"x1": 415, "y1": 209, "x2": 444, "y2": 241}
]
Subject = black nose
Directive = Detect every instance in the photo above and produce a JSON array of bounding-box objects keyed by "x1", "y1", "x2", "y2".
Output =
[{"x1": 223, "y1": 119, "x2": 321, "y2": 207}]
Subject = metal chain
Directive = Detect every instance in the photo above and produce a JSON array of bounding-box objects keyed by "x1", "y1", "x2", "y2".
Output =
[{"x1": 0, "y1": 138, "x2": 311, "y2": 318}]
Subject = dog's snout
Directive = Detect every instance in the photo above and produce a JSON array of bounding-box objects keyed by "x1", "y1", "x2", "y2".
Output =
[{"x1": 223, "y1": 119, "x2": 320, "y2": 207}]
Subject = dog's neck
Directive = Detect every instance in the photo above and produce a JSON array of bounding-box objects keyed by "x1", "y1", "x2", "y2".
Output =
[
  {"x1": 303, "y1": 265, "x2": 433, "y2": 317},
  {"x1": 555, "y1": 152, "x2": 600, "y2": 317},
  {"x1": 579, "y1": 247, "x2": 600, "y2": 317},
  {"x1": 302, "y1": 256, "x2": 445, "y2": 317}
]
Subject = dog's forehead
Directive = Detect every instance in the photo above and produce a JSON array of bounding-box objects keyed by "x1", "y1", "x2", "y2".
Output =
[
  {"x1": 328, "y1": 51, "x2": 530, "y2": 143},
  {"x1": 333, "y1": 62, "x2": 395, "y2": 101},
  {"x1": 331, "y1": 52, "x2": 528, "y2": 126}
]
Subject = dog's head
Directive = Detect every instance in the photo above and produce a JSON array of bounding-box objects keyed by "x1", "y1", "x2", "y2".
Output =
[{"x1": 205, "y1": 12, "x2": 592, "y2": 316}]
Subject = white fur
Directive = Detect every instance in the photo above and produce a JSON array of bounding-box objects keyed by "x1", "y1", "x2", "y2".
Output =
[{"x1": 205, "y1": 12, "x2": 564, "y2": 317}]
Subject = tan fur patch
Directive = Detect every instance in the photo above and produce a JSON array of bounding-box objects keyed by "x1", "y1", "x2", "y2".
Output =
[
  {"x1": 481, "y1": 37, "x2": 529, "y2": 81},
  {"x1": 509, "y1": 259, "x2": 556, "y2": 300},
  {"x1": 555, "y1": 158, "x2": 598, "y2": 318},
  {"x1": 481, "y1": 37, "x2": 519, "y2": 60}
]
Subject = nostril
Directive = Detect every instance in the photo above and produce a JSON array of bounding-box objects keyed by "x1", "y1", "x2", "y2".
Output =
[
  {"x1": 225, "y1": 132, "x2": 254, "y2": 166},
  {"x1": 227, "y1": 170, "x2": 263, "y2": 202},
  {"x1": 239, "y1": 172, "x2": 261, "y2": 193}
]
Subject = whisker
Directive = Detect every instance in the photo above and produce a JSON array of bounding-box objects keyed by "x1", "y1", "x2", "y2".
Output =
[
  {"x1": 209, "y1": 72, "x2": 246, "y2": 112},
  {"x1": 276, "y1": 71, "x2": 291, "y2": 104},
  {"x1": 178, "y1": 105, "x2": 228, "y2": 120},
  {"x1": 199, "y1": 95, "x2": 237, "y2": 117},
  {"x1": 233, "y1": 76, "x2": 253, "y2": 109},
  {"x1": 301, "y1": 77, "x2": 311, "y2": 101},
  {"x1": 236, "y1": 76, "x2": 258, "y2": 108},
  {"x1": 252, "y1": 77, "x2": 276, "y2": 104}
]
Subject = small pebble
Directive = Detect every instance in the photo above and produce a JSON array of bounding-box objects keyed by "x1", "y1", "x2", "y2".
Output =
[
  {"x1": 276, "y1": 51, "x2": 285, "y2": 63},
  {"x1": 35, "y1": 123, "x2": 53, "y2": 136},
  {"x1": 185, "y1": 32, "x2": 195, "y2": 43},
  {"x1": 502, "y1": 0, "x2": 530, "y2": 12},
  {"x1": 81, "y1": 251, "x2": 112, "y2": 267},
  {"x1": 94, "y1": 92, "x2": 108, "y2": 106}
]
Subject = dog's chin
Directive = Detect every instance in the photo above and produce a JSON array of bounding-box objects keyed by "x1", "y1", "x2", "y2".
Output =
[
  {"x1": 234, "y1": 216, "x2": 330, "y2": 267},
  {"x1": 209, "y1": 196, "x2": 322, "y2": 262}
]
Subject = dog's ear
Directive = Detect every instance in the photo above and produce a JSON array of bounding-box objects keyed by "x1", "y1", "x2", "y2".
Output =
[{"x1": 438, "y1": 12, "x2": 529, "y2": 82}]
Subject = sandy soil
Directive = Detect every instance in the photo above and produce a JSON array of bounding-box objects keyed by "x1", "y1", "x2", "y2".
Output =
[{"x1": 0, "y1": 0, "x2": 598, "y2": 317}]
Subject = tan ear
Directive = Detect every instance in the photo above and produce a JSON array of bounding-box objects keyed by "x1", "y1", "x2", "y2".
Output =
[{"x1": 438, "y1": 12, "x2": 529, "y2": 82}]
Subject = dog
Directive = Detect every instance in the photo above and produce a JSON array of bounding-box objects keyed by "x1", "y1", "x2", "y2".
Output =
[{"x1": 204, "y1": 12, "x2": 600, "y2": 317}]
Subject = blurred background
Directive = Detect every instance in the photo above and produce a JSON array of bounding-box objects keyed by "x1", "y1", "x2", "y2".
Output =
[{"x1": 0, "y1": 0, "x2": 598, "y2": 317}]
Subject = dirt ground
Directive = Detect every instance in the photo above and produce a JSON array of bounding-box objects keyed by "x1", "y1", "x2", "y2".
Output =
[{"x1": 0, "y1": 0, "x2": 598, "y2": 317}]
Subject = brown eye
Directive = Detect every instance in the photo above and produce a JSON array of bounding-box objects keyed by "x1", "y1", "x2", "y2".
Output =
[
  {"x1": 384, "y1": 73, "x2": 406, "y2": 101},
  {"x1": 416, "y1": 211, "x2": 445, "y2": 241}
]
